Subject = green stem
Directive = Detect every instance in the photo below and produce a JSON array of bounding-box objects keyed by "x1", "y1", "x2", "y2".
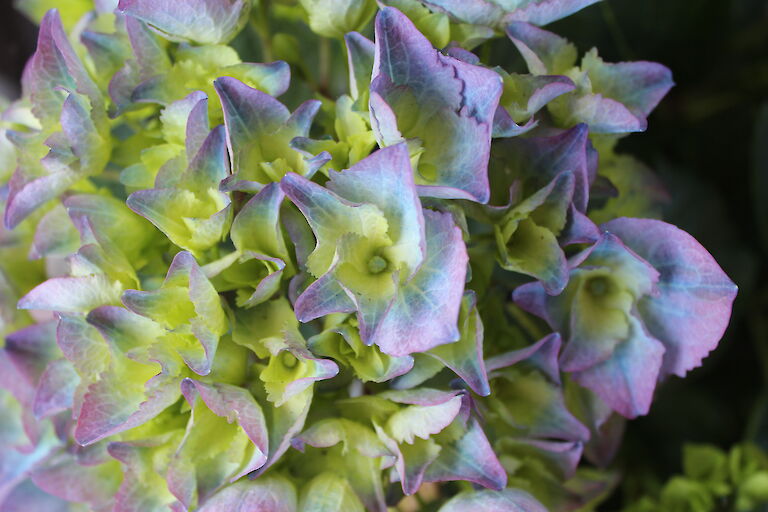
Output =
[
  {"x1": 318, "y1": 36, "x2": 332, "y2": 97},
  {"x1": 507, "y1": 302, "x2": 546, "y2": 342},
  {"x1": 254, "y1": 0, "x2": 273, "y2": 62}
]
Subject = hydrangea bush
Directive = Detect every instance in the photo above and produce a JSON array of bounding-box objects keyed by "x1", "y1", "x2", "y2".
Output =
[{"x1": 0, "y1": 0, "x2": 739, "y2": 510}]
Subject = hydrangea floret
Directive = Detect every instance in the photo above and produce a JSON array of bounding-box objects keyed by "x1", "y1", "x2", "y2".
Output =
[{"x1": 0, "y1": 0, "x2": 736, "y2": 510}]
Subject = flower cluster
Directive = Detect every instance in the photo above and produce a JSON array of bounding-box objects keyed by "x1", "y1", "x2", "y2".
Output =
[{"x1": 0, "y1": 0, "x2": 737, "y2": 510}]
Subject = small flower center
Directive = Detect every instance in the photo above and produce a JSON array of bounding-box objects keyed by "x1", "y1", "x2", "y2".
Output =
[
  {"x1": 280, "y1": 351, "x2": 298, "y2": 369},
  {"x1": 367, "y1": 255, "x2": 388, "y2": 274},
  {"x1": 587, "y1": 276, "x2": 610, "y2": 297}
]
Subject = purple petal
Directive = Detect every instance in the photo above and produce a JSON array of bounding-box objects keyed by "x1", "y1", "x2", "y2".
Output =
[
  {"x1": 371, "y1": 7, "x2": 502, "y2": 203},
  {"x1": 602, "y1": 218, "x2": 738, "y2": 377},
  {"x1": 21, "y1": 9, "x2": 100, "y2": 123},
  {"x1": 371, "y1": 209, "x2": 468, "y2": 356},
  {"x1": 214, "y1": 76, "x2": 290, "y2": 174},
  {"x1": 4, "y1": 171, "x2": 79, "y2": 230},
  {"x1": 294, "y1": 270, "x2": 356, "y2": 322},
  {"x1": 118, "y1": 0, "x2": 251, "y2": 44}
]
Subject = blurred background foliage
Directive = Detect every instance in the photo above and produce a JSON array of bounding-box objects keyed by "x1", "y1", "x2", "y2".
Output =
[{"x1": 1, "y1": 0, "x2": 767, "y2": 509}]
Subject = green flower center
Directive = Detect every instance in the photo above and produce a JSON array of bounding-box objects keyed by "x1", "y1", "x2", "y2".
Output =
[
  {"x1": 280, "y1": 351, "x2": 298, "y2": 369},
  {"x1": 367, "y1": 255, "x2": 388, "y2": 274},
  {"x1": 587, "y1": 276, "x2": 611, "y2": 297}
]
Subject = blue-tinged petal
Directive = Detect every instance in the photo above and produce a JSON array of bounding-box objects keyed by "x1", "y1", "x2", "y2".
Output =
[
  {"x1": 507, "y1": 0, "x2": 603, "y2": 26},
  {"x1": 422, "y1": 0, "x2": 601, "y2": 28},
  {"x1": 491, "y1": 124, "x2": 591, "y2": 212},
  {"x1": 118, "y1": 0, "x2": 251, "y2": 44},
  {"x1": 371, "y1": 7, "x2": 502, "y2": 203},
  {"x1": 559, "y1": 233, "x2": 659, "y2": 372},
  {"x1": 294, "y1": 270, "x2": 357, "y2": 322},
  {"x1": 571, "y1": 314, "x2": 665, "y2": 418},
  {"x1": 506, "y1": 21, "x2": 578, "y2": 75},
  {"x1": 602, "y1": 218, "x2": 738, "y2": 378},
  {"x1": 424, "y1": 418, "x2": 507, "y2": 490},
  {"x1": 371, "y1": 209, "x2": 467, "y2": 356},
  {"x1": 581, "y1": 50, "x2": 674, "y2": 121},
  {"x1": 438, "y1": 488, "x2": 547, "y2": 511},
  {"x1": 426, "y1": 291, "x2": 490, "y2": 395}
]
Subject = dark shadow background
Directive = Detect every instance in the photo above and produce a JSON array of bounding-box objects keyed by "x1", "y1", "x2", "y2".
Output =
[{"x1": 1, "y1": 0, "x2": 767, "y2": 507}]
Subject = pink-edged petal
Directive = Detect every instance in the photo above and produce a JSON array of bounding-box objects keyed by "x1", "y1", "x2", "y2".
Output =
[
  {"x1": 371, "y1": 209, "x2": 467, "y2": 356},
  {"x1": 602, "y1": 218, "x2": 738, "y2": 377},
  {"x1": 74, "y1": 371, "x2": 180, "y2": 446},
  {"x1": 198, "y1": 476, "x2": 297, "y2": 512},
  {"x1": 181, "y1": 379, "x2": 269, "y2": 476},
  {"x1": 18, "y1": 275, "x2": 122, "y2": 313},
  {"x1": 4, "y1": 171, "x2": 79, "y2": 230},
  {"x1": 30, "y1": 451, "x2": 121, "y2": 509}
]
